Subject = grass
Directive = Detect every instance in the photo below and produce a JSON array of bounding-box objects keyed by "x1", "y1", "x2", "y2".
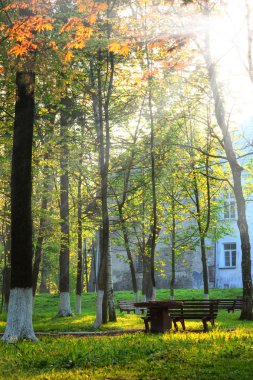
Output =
[{"x1": 0, "y1": 288, "x2": 253, "y2": 379}]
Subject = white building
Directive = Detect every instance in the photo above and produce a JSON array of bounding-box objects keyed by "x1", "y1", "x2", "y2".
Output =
[{"x1": 215, "y1": 189, "x2": 253, "y2": 288}]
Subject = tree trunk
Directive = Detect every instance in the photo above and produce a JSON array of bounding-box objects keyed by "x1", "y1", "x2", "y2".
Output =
[
  {"x1": 142, "y1": 248, "x2": 153, "y2": 302},
  {"x1": 39, "y1": 252, "x2": 49, "y2": 293},
  {"x1": 75, "y1": 177, "x2": 83, "y2": 315},
  {"x1": 3, "y1": 71, "x2": 37, "y2": 343},
  {"x1": 32, "y1": 154, "x2": 53, "y2": 296},
  {"x1": 200, "y1": 236, "x2": 209, "y2": 299},
  {"x1": 118, "y1": 208, "x2": 138, "y2": 295},
  {"x1": 147, "y1": 64, "x2": 158, "y2": 302},
  {"x1": 94, "y1": 229, "x2": 104, "y2": 328},
  {"x1": 107, "y1": 241, "x2": 116, "y2": 321},
  {"x1": 58, "y1": 98, "x2": 73, "y2": 317},
  {"x1": 90, "y1": 50, "x2": 113, "y2": 326},
  {"x1": 2, "y1": 224, "x2": 11, "y2": 312},
  {"x1": 170, "y1": 202, "x2": 176, "y2": 300}
]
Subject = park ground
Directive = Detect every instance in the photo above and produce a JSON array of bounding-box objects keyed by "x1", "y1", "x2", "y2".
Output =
[{"x1": 0, "y1": 288, "x2": 252, "y2": 379}]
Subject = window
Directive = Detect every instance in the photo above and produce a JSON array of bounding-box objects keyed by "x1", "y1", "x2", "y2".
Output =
[
  {"x1": 224, "y1": 193, "x2": 236, "y2": 219},
  {"x1": 223, "y1": 243, "x2": 236, "y2": 267}
]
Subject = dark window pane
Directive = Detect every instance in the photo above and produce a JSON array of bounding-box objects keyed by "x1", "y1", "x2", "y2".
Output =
[
  {"x1": 232, "y1": 251, "x2": 236, "y2": 266},
  {"x1": 224, "y1": 244, "x2": 231, "y2": 250},
  {"x1": 231, "y1": 243, "x2": 236, "y2": 250},
  {"x1": 225, "y1": 251, "x2": 230, "y2": 266}
]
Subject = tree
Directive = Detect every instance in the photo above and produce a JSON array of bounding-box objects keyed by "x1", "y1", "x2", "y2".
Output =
[
  {"x1": 58, "y1": 97, "x2": 74, "y2": 316},
  {"x1": 2, "y1": 71, "x2": 37, "y2": 343},
  {"x1": 1, "y1": 0, "x2": 55, "y2": 342},
  {"x1": 201, "y1": 0, "x2": 252, "y2": 318}
]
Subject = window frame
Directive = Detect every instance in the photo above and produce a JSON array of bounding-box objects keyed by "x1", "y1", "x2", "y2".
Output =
[
  {"x1": 222, "y1": 242, "x2": 237, "y2": 268},
  {"x1": 223, "y1": 193, "x2": 236, "y2": 220}
]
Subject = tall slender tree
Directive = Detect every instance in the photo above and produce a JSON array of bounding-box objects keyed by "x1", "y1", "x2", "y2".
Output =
[{"x1": 202, "y1": 1, "x2": 252, "y2": 319}]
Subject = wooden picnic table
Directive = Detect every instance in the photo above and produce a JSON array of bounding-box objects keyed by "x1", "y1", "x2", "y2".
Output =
[{"x1": 134, "y1": 300, "x2": 183, "y2": 333}]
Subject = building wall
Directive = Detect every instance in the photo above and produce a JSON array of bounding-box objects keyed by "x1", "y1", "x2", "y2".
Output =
[
  {"x1": 111, "y1": 238, "x2": 215, "y2": 291},
  {"x1": 215, "y1": 196, "x2": 253, "y2": 288}
]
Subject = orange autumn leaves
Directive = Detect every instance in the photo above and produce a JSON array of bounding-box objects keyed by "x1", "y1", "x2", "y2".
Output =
[
  {"x1": 0, "y1": 0, "x2": 129, "y2": 69},
  {"x1": 1, "y1": 1, "x2": 54, "y2": 60}
]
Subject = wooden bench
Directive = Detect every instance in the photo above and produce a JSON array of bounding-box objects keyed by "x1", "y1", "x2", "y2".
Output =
[
  {"x1": 216, "y1": 298, "x2": 243, "y2": 313},
  {"x1": 229, "y1": 297, "x2": 243, "y2": 312},
  {"x1": 142, "y1": 300, "x2": 218, "y2": 332},
  {"x1": 170, "y1": 300, "x2": 218, "y2": 331},
  {"x1": 117, "y1": 300, "x2": 136, "y2": 313},
  {"x1": 117, "y1": 300, "x2": 146, "y2": 314}
]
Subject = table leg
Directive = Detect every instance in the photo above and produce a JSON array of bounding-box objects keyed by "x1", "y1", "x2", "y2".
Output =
[{"x1": 149, "y1": 308, "x2": 172, "y2": 333}]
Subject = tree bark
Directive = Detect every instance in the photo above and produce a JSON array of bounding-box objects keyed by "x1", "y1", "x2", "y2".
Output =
[
  {"x1": 58, "y1": 97, "x2": 73, "y2": 317},
  {"x1": 2, "y1": 223, "x2": 11, "y2": 312},
  {"x1": 90, "y1": 50, "x2": 115, "y2": 326},
  {"x1": 75, "y1": 176, "x2": 83, "y2": 315},
  {"x1": 170, "y1": 199, "x2": 176, "y2": 300},
  {"x1": 118, "y1": 207, "x2": 138, "y2": 295},
  {"x1": 32, "y1": 153, "x2": 53, "y2": 296},
  {"x1": 39, "y1": 252, "x2": 50, "y2": 293},
  {"x1": 107, "y1": 241, "x2": 116, "y2": 321},
  {"x1": 3, "y1": 71, "x2": 37, "y2": 343}
]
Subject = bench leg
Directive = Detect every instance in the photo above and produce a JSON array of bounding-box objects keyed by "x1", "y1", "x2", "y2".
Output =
[
  {"x1": 144, "y1": 319, "x2": 150, "y2": 333},
  {"x1": 202, "y1": 319, "x2": 208, "y2": 332},
  {"x1": 180, "y1": 319, "x2": 185, "y2": 331},
  {"x1": 173, "y1": 320, "x2": 178, "y2": 331}
]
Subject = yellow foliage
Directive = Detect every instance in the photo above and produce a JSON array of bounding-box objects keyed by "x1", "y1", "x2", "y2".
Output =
[
  {"x1": 64, "y1": 51, "x2": 73, "y2": 62},
  {"x1": 109, "y1": 42, "x2": 129, "y2": 57},
  {"x1": 119, "y1": 44, "x2": 130, "y2": 57},
  {"x1": 108, "y1": 42, "x2": 121, "y2": 53}
]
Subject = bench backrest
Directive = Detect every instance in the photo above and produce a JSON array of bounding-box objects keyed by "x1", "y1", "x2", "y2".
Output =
[
  {"x1": 207, "y1": 298, "x2": 243, "y2": 310},
  {"x1": 168, "y1": 300, "x2": 218, "y2": 319}
]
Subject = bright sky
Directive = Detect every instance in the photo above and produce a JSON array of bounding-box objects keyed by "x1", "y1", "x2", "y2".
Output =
[{"x1": 209, "y1": 0, "x2": 253, "y2": 140}]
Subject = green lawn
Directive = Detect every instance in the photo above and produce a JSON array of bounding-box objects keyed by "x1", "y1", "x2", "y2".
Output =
[{"x1": 0, "y1": 289, "x2": 252, "y2": 379}]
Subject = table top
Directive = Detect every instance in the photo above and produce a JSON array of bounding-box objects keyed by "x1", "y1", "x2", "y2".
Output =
[{"x1": 134, "y1": 300, "x2": 183, "y2": 308}]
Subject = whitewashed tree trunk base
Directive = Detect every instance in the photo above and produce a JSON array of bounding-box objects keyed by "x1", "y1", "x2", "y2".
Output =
[
  {"x1": 75, "y1": 294, "x2": 82, "y2": 315},
  {"x1": 2, "y1": 288, "x2": 37, "y2": 344},
  {"x1": 58, "y1": 292, "x2": 74, "y2": 317},
  {"x1": 94, "y1": 290, "x2": 104, "y2": 328},
  {"x1": 142, "y1": 294, "x2": 147, "y2": 302},
  {"x1": 170, "y1": 295, "x2": 175, "y2": 300},
  {"x1": 204, "y1": 293, "x2": 209, "y2": 300}
]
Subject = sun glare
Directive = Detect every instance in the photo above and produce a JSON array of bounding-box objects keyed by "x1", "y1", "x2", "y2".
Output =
[{"x1": 209, "y1": 0, "x2": 253, "y2": 136}]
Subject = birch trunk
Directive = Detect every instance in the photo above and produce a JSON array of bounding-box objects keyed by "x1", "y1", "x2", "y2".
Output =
[
  {"x1": 3, "y1": 288, "x2": 37, "y2": 343},
  {"x1": 94, "y1": 290, "x2": 104, "y2": 328}
]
